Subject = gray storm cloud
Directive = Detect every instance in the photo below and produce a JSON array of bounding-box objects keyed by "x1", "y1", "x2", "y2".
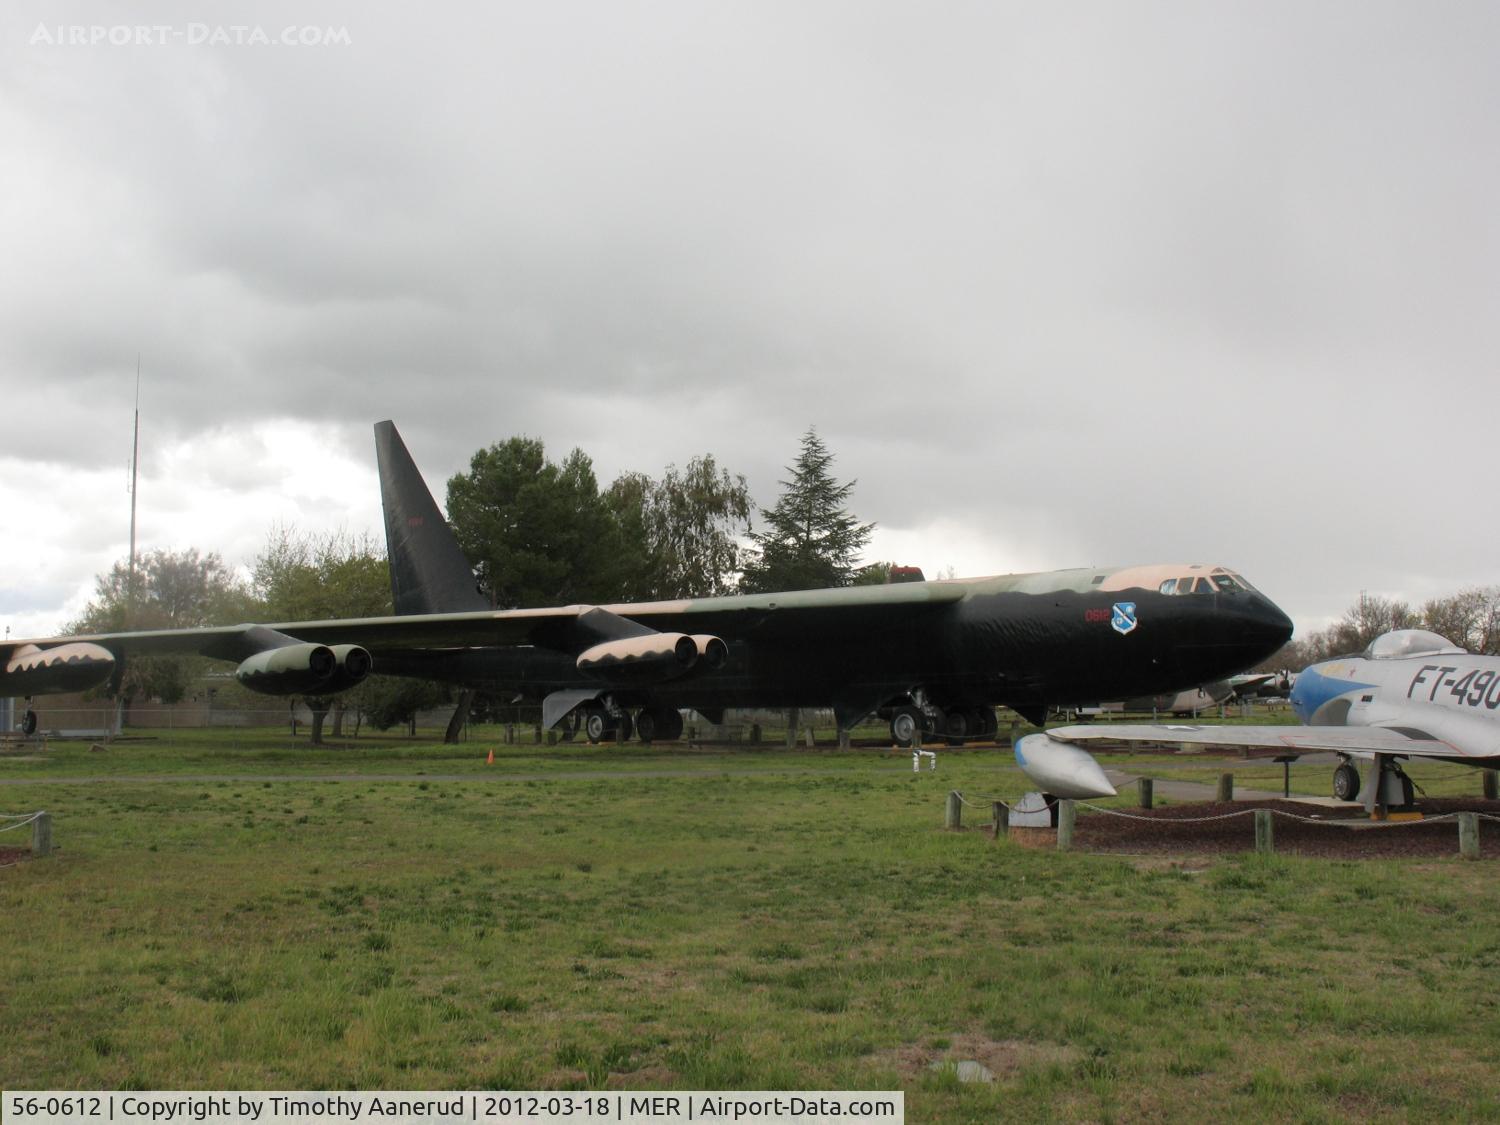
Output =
[{"x1": 2, "y1": 0, "x2": 1498, "y2": 634}]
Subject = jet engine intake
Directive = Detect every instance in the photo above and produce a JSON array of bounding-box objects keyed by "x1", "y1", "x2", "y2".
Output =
[
  {"x1": 1, "y1": 643, "x2": 116, "y2": 697},
  {"x1": 576, "y1": 633, "x2": 698, "y2": 681},
  {"x1": 691, "y1": 635, "x2": 728, "y2": 670},
  {"x1": 322, "y1": 644, "x2": 374, "y2": 692},
  {"x1": 235, "y1": 643, "x2": 340, "y2": 696}
]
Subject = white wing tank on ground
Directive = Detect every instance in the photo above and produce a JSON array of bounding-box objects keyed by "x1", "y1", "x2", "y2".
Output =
[{"x1": 1014, "y1": 733, "x2": 1117, "y2": 799}]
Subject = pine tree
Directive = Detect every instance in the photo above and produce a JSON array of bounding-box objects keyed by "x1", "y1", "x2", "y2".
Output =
[{"x1": 739, "y1": 428, "x2": 874, "y2": 593}]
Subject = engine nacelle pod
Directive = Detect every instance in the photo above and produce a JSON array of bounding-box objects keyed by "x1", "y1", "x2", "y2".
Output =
[
  {"x1": 1, "y1": 643, "x2": 116, "y2": 696},
  {"x1": 1014, "y1": 734, "x2": 1117, "y2": 799},
  {"x1": 690, "y1": 635, "x2": 728, "y2": 671},
  {"x1": 576, "y1": 633, "x2": 698, "y2": 681},
  {"x1": 235, "y1": 643, "x2": 338, "y2": 696}
]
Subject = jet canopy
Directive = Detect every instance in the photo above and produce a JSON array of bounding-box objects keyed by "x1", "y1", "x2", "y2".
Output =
[
  {"x1": 1365, "y1": 629, "x2": 1467, "y2": 660},
  {"x1": 1156, "y1": 567, "x2": 1255, "y2": 596}
]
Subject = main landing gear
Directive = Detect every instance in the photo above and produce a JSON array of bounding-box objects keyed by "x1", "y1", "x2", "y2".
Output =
[
  {"x1": 1334, "y1": 754, "x2": 1418, "y2": 813},
  {"x1": 578, "y1": 700, "x2": 684, "y2": 744},
  {"x1": 1332, "y1": 761, "x2": 1361, "y2": 802},
  {"x1": 884, "y1": 697, "x2": 999, "y2": 747}
]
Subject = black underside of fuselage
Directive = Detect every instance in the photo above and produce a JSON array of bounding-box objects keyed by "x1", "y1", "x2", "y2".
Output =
[{"x1": 375, "y1": 587, "x2": 1291, "y2": 723}]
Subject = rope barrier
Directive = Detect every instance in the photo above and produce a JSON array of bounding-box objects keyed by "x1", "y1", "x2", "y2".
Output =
[
  {"x1": 954, "y1": 791, "x2": 1057, "y2": 812},
  {"x1": 1078, "y1": 802, "x2": 1255, "y2": 823},
  {"x1": 955, "y1": 790, "x2": 1484, "y2": 829},
  {"x1": 0, "y1": 813, "x2": 41, "y2": 834},
  {"x1": 1073, "y1": 801, "x2": 1465, "y2": 828}
]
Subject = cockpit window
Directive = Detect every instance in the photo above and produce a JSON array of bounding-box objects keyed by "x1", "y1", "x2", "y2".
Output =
[
  {"x1": 1211, "y1": 574, "x2": 1241, "y2": 592},
  {"x1": 1365, "y1": 629, "x2": 1467, "y2": 660},
  {"x1": 1158, "y1": 579, "x2": 1177, "y2": 594}
]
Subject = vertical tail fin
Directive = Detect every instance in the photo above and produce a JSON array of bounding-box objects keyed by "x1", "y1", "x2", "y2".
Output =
[{"x1": 374, "y1": 421, "x2": 490, "y2": 615}]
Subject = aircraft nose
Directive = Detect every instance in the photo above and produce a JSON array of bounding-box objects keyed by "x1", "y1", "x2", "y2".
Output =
[
  {"x1": 1248, "y1": 594, "x2": 1296, "y2": 648},
  {"x1": 1245, "y1": 592, "x2": 1294, "y2": 652}
]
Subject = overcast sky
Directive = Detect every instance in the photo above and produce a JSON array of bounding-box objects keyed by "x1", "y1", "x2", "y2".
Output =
[{"x1": 3, "y1": 1, "x2": 1497, "y2": 641}]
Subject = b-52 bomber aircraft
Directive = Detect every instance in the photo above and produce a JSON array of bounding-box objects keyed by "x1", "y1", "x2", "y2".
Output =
[
  {"x1": 1018, "y1": 628, "x2": 1500, "y2": 813},
  {"x1": 1, "y1": 422, "x2": 1292, "y2": 743}
]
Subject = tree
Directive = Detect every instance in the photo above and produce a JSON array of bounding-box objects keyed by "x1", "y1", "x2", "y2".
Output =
[
  {"x1": 739, "y1": 428, "x2": 874, "y2": 593},
  {"x1": 345, "y1": 675, "x2": 451, "y2": 733},
  {"x1": 446, "y1": 438, "x2": 627, "y2": 608},
  {"x1": 1421, "y1": 587, "x2": 1500, "y2": 655},
  {"x1": 606, "y1": 455, "x2": 752, "y2": 600},
  {"x1": 1254, "y1": 587, "x2": 1499, "y2": 674},
  {"x1": 71, "y1": 548, "x2": 251, "y2": 703},
  {"x1": 253, "y1": 526, "x2": 391, "y2": 622},
  {"x1": 252, "y1": 527, "x2": 392, "y2": 744}
]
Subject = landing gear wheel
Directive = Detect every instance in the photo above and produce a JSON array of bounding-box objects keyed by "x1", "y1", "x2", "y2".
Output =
[
  {"x1": 1332, "y1": 762, "x2": 1360, "y2": 802},
  {"x1": 975, "y1": 708, "x2": 998, "y2": 741},
  {"x1": 635, "y1": 707, "x2": 685, "y2": 744},
  {"x1": 582, "y1": 704, "x2": 609, "y2": 744},
  {"x1": 615, "y1": 714, "x2": 633, "y2": 742},
  {"x1": 20, "y1": 709, "x2": 37, "y2": 736},
  {"x1": 890, "y1": 706, "x2": 922, "y2": 748},
  {"x1": 636, "y1": 709, "x2": 658, "y2": 744},
  {"x1": 943, "y1": 710, "x2": 969, "y2": 747},
  {"x1": 657, "y1": 708, "x2": 683, "y2": 741}
]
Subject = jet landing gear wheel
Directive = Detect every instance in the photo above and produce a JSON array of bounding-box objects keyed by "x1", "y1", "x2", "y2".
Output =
[
  {"x1": 635, "y1": 707, "x2": 684, "y2": 744},
  {"x1": 969, "y1": 708, "x2": 998, "y2": 743},
  {"x1": 943, "y1": 710, "x2": 970, "y2": 747},
  {"x1": 1332, "y1": 762, "x2": 1361, "y2": 802},
  {"x1": 20, "y1": 709, "x2": 38, "y2": 736},
  {"x1": 889, "y1": 706, "x2": 922, "y2": 748},
  {"x1": 581, "y1": 704, "x2": 610, "y2": 744}
]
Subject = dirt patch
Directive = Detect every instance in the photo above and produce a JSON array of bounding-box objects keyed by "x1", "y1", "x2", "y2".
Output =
[
  {"x1": 0, "y1": 846, "x2": 30, "y2": 867},
  {"x1": 875, "y1": 1033, "x2": 1076, "y2": 1082},
  {"x1": 1005, "y1": 827, "x2": 1057, "y2": 850},
  {"x1": 1076, "y1": 799, "x2": 1500, "y2": 859}
]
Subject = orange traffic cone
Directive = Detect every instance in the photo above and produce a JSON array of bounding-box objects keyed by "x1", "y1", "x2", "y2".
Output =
[{"x1": 486, "y1": 748, "x2": 494, "y2": 765}]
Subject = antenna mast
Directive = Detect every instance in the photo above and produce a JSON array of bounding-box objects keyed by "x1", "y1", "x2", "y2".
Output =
[{"x1": 128, "y1": 358, "x2": 140, "y2": 609}]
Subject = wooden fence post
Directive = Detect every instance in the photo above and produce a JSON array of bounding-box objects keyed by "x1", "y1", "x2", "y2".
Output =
[
  {"x1": 1459, "y1": 811, "x2": 1480, "y2": 860},
  {"x1": 991, "y1": 801, "x2": 1008, "y2": 840},
  {"x1": 1254, "y1": 808, "x2": 1273, "y2": 854},
  {"x1": 1138, "y1": 778, "x2": 1153, "y2": 809},
  {"x1": 31, "y1": 812, "x2": 51, "y2": 858},
  {"x1": 945, "y1": 791, "x2": 962, "y2": 830},
  {"x1": 1217, "y1": 773, "x2": 1234, "y2": 803},
  {"x1": 1056, "y1": 800, "x2": 1076, "y2": 850},
  {"x1": 1485, "y1": 771, "x2": 1498, "y2": 801}
]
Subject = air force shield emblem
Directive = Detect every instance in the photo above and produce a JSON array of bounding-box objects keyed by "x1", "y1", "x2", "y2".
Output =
[{"x1": 1111, "y1": 602, "x2": 1138, "y2": 635}]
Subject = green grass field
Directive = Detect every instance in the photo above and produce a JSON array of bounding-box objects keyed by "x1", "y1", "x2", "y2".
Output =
[{"x1": 3, "y1": 729, "x2": 1499, "y2": 1122}]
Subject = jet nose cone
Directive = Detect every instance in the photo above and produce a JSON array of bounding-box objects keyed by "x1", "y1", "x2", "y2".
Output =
[{"x1": 1252, "y1": 593, "x2": 1294, "y2": 647}]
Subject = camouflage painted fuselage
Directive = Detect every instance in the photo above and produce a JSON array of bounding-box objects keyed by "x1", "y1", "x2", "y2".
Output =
[{"x1": 373, "y1": 564, "x2": 1291, "y2": 724}]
